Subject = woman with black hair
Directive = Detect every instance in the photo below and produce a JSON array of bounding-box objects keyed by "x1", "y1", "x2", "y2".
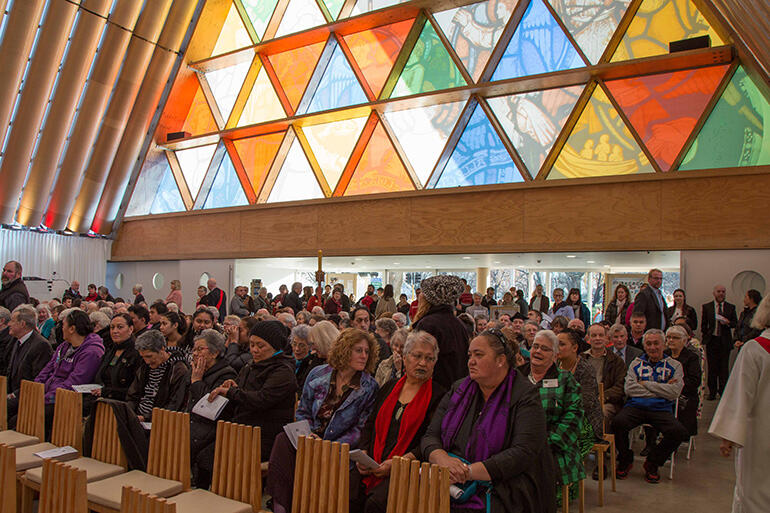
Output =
[
  {"x1": 159, "y1": 311, "x2": 190, "y2": 360},
  {"x1": 566, "y1": 288, "x2": 591, "y2": 327},
  {"x1": 374, "y1": 284, "x2": 397, "y2": 318},
  {"x1": 605, "y1": 284, "x2": 631, "y2": 327},
  {"x1": 92, "y1": 313, "x2": 141, "y2": 401},
  {"x1": 665, "y1": 288, "x2": 698, "y2": 332}
]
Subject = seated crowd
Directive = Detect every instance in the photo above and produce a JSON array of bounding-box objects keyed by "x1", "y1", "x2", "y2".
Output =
[{"x1": 2, "y1": 260, "x2": 767, "y2": 513}]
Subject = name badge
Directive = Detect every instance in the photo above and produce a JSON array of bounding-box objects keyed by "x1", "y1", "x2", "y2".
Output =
[{"x1": 543, "y1": 379, "x2": 559, "y2": 388}]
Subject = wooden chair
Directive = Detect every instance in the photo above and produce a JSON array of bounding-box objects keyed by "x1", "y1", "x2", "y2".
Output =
[
  {"x1": 386, "y1": 456, "x2": 450, "y2": 513},
  {"x1": 165, "y1": 421, "x2": 263, "y2": 513},
  {"x1": 120, "y1": 486, "x2": 176, "y2": 513},
  {"x1": 0, "y1": 376, "x2": 7, "y2": 431},
  {"x1": 38, "y1": 459, "x2": 88, "y2": 513},
  {"x1": 591, "y1": 383, "x2": 616, "y2": 506},
  {"x1": 292, "y1": 435, "x2": 350, "y2": 513},
  {"x1": 0, "y1": 380, "x2": 45, "y2": 448},
  {"x1": 0, "y1": 444, "x2": 16, "y2": 513},
  {"x1": 561, "y1": 481, "x2": 585, "y2": 513},
  {"x1": 86, "y1": 408, "x2": 190, "y2": 513}
]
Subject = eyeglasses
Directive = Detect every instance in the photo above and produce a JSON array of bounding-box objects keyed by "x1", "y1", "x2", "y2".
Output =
[{"x1": 530, "y1": 343, "x2": 554, "y2": 352}]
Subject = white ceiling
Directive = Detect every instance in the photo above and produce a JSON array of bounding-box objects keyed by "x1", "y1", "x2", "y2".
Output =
[{"x1": 236, "y1": 251, "x2": 680, "y2": 274}]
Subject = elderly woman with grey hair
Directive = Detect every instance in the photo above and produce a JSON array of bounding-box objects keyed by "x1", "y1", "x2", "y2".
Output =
[
  {"x1": 292, "y1": 323, "x2": 322, "y2": 389},
  {"x1": 90, "y1": 310, "x2": 113, "y2": 351},
  {"x1": 126, "y1": 330, "x2": 191, "y2": 422},
  {"x1": 375, "y1": 327, "x2": 408, "y2": 386}
]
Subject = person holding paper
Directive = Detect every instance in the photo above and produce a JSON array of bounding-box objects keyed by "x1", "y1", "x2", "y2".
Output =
[
  {"x1": 701, "y1": 285, "x2": 738, "y2": 400},
  {"x1": 92, "y1": 313, "x2": 141, "y2": 401},
  {"x1": 350, "y1": 330, "x2": 445, "y2": 513}
]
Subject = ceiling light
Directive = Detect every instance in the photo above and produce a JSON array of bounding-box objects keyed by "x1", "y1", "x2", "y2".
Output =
[
  {"x1": 355, "y1": 257, "x2": 362, "y2": 261},
  {"x1": 566, "y1": 255, "x2": 577, "y2": 258},
  {"x1": 493, "y1": 261, "x2": 501, "y2": 264},
  {"x1": 462, "y1": 256, "x2": 472, "y2": 260},
  {"x1": 604, "y1": 265, "x2": 611, "y2": 268},
  {"x1": 586, "y1": 260, "x2": 595, "y2": 264},
  {"x1": 392, "y1": 262, "x2": 400, "y2": 265}
]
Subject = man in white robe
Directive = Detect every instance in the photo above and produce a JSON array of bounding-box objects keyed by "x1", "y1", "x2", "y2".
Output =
[{"x1": 709, "y1": 321, "x2": 770, "y2": 513}]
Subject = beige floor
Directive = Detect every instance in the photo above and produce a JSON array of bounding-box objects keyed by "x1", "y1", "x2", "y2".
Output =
[{"x1": 580, "y1": 399, "x2": 735, "y2": 513}]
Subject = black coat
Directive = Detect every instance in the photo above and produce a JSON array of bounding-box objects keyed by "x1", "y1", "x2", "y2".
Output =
[
  {"x1": 223, "y1": 343, "x2": 252, "y2": 374},
  {"x1": 0, "y1": 327, "x2": 13, "y2": 376},
  {"x1": 736, "y1": 306, "x2": 761, "y2": 343},
  {"x1": 701, "y1": 301, "x2": 737, "y2": 347},
  {"x1": 205, "y1": 288, "x2": 227, "y2": 321},
  {"x1": 226, "y1": 353, "x2": 298, "y2": 460},
  {"x1": 295, "y1": 353, "x2": 324, "y2": 391},
  {"x1": 667, "y1": 347, "x2": 701, "y2": 435},
  {"x1": 283, "y1": 291, "x2": 303, "y2": 314},
  {"x1": 0, "y1": 278, "x2": 29, "y2": 312},
  {"x1": 93, "y1": 337, "x2": 142, "y2": 401},
  {"x1": 134, "y1": 294, "x2": 145, "y2": 305},
  {"x1": 632, "y1": 286, "x2": 669, "y2": 330},
  {"x1": 126, "y1": 356, "x2": 191, "y2": 420},
  {"x1": 188, "y1": 358, "x2": 237, "y2": 449},
  {"x1": 413, "y1": 305, "x2": 469, "y2": 389},
  {"x1": 5, "y1": 330, "x2": 53, "y2": 396},
  {"x1": 421, "y1": 373, "x2": 557, "y2": 513},
  {"x1": 665, "y1": 305, "x2": 698, "y2": 332}
]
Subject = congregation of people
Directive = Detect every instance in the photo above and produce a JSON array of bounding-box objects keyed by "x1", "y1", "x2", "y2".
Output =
[{"x1": 1, "y1": 259, "x2": 768, "y2": 512}]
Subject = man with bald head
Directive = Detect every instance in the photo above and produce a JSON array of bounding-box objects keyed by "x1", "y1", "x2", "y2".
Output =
[
  {"x1": 205, "y1": 278, "x2": 227, "y2": 322},
  {"x1": 62, "y1": 280, "x2": 81, "y2": 301},
  {"x1": 0, "y1": 261, "x2": 29, "y2": 312},
  {"x1": 701, "y1": 284, "x2": 737, "y2": 399}
]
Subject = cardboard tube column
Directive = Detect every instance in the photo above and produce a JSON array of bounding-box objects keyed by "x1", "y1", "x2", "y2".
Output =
[
  {"x1": 67, "y1": 0, "x2": 174, "y2": 233},
  {"x1": 42, "y1": 0, "x2": 145, "y2": 230}
]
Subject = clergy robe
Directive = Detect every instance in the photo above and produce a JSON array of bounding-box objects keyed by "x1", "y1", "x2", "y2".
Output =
[{"x1": 708, "y1": 329, "x2": 770, "y2": 513}]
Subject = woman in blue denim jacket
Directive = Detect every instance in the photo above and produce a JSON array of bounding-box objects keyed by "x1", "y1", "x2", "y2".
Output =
[{"x1": 267, "y1": 328, "x2": 379, "y2": 513}]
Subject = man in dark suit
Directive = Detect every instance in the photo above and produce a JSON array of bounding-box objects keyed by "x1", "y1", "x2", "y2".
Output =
[
  {"x1": 62, "y1": 280, "x2": 82, "y2": 301},
  {"x1": 205, "y1": 278, "x2": 227, "y2": 322},
  {"x1": 632, "y1": 269, "x2": 669, "y2": 331},
  {"x1": 5, "y1": 304, "x2": 53, "y2": 420},
  {"x1": 701, "y1": 284, "x2": 737, "y2": 399},
  {"x1": 609, "y1": 323, "x2": 644, "y2": 368},
  {"x1": 282, "y1": 282, "x2": 303, "y2": 314}
]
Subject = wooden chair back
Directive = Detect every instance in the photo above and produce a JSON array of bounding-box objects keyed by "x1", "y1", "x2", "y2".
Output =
[
  {"x1": 120, "y1": 486, "x2": 176, "y2": 513},
  {"x1": 0, "y1": 444, "x2": 15, "y2": 513},
  {"x1": 598, "y1": 382, "x2": 606, "y2": 435},
  {"x1": 91, "y1": 401, "x2": 127, "y2": 468},
  {"x1": 0, "y1": 375, "x2": 7, "y2": 431},
  {"x1": 291, "y1": 435, "x2": 350, "y2": 513},
  {"x1": 16, "y1": 380, "x2": 45, "y2": 441},
  {"x1": 386, "y1": 457, "x2": 450, "y2": 513},
  {"x1": 146, "y1": 408, "x2": 190, "y2": 490},
  {"x1": 38, "y1": 459, "x2": 87, "y2": 513},
  {"x1": 51, "y1": 388, "x2": 83, "y2": 452},
  {"x1": 211, "y1": 421, "x2": 261, "y2": 512}
]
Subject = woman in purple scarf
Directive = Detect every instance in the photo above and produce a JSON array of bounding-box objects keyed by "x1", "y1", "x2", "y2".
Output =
[{"x1": 421, "y1": 329, "x2": 556, "y2": 513}]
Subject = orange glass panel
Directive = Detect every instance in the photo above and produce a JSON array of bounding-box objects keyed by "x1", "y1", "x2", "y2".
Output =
[
  {"x1": 268, "y1": 41, "x2": 326, "y2": 112},
  {"x1": 342, "y1": 19, "x2": 414, "y2": 97},
  {"x1": 233, "y1": 132, "x2": 286, "y2": 195},
  {"x1": 182, "y1": 85, "x2": 218, "y2": 136},
  {"x1": 344, "y1": 122, "x2": 414, "y2": 196}
]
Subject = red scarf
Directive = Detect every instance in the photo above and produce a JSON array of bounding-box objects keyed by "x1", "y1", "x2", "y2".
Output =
[
  {"x1": 362, "y1": 376, "x2": 433, "y2": 492},
  {"x1": 756, "y1": 336, "x2": 770, "y2": 355}
]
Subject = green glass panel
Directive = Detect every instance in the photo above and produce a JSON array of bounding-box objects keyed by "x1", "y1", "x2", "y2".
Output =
[
  {"x1": 390, "y1": 20, "x2": 467, "y2": 98},
  {"x1": 680, "y1": 66, "x2": 770, "y2": 170},
  {"x1": 241, "y1": 0, "x2": 280, "y2": 41},
  {"x1": 321, "y1": 0, "x2": 345, "y2": 19}
]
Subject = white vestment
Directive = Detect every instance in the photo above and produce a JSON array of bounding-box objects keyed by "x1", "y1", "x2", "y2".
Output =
[{"x1": 709, "y1": 329, "x2": 770, "y2": 513}]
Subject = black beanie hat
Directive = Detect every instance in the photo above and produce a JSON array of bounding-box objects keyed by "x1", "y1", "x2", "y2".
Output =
[{"x1": 250, "y1": 320, "x2": 289, "y2": 351}]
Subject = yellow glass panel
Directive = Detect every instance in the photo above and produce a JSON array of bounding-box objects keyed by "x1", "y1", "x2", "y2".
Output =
[
  {"x1": 301, "y1": 115, "x2": 369, "y2": 190},
  {"x1": 237, "y1": 66, "x2": 286, "y2": 127},
  {"x1": 211, "y1": 2, "x2": 253, "y2": 56}
]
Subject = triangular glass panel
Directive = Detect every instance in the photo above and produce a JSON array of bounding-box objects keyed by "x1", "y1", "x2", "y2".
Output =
[
  {"x1": 433, "y1": 0, "x2": 518, "y2": 81},
  {"x1": 321, "y1": 0, "x2": 345, "y2": 20},
  {"x1": 237, "y1": 66, "x2": 286, "y2": 126},
  {"x1": 126, "y1": 151, "x2": 170, "y2": 217},
  {"x1": 680, "y1": 66, "x2": 770, "y2": 170},
  {"x1": 267, "y1": 139, "x2": 325, "y2": 203},
  {"x1": 350, "y1": 0, "x2": 408, "y2": 15},
  {"x1": 211, "y1": 2, "x2": 253, "y2": 56},
  {"x1": 344, "y1": 121, "x2": 415, "y2": 195},
  {"x1": 433, "y1": 103, "x2": 524, "y2": 188},
  {"x1": 150, "y1": 165, "x2": 186, "y2": 215},
  {"x1": 391, "y1": 20, "x2": 467, "y2": 98},
  {"x1": 205, "y1": 60, "x2": 251, "y2": 124},
  {"x1": 611, "y1": 0, "x2": 724, "y2": 62},
  {"x1": 548, "y1": 0, "x2": 631, "y2": 64},
  {"x1": 233, "y1": 132, "x2": 286, "y2": 195},
  {"x1": 240, "y1": 0, "x2": 280, "y2": 41},
  {"x1": 274, "y1": 0, "x2": 326, "y2": 38},
  {"x1": 267, "y1": 41, "x2": 326, "y2": 112},
  {"x1": 202, "y1": 152, "x2": 249, "y2": 209},
  {"x1": 306, "y1": 44, "x2": 368, "y2": 113},
  {"x1": 383, "y1": 101, "x2": 465, "y2": 187},
  {"x1": 487, "y1": 85, "x2": 584, "y2": 176},
  {"x1": 175, "y1": 144, "x2": 217, "y2": 199},
  {"x1": 605, "y1": 65, "x2": 729, "y2": 171},
  {"x1": 302, "y1": 115, "x2": 369, "y2": 190},
  {"x1": 182, "y1": 82, "x2": 218, "y2": 135},
  {"x1": 491, "y1": 0, "x2": 583, "y2": 81},
  {"x1": 342, "y1": 19, "x2": 414, "y2": 97},
  {"x1": 548, "y1": 86, "x2": 655, "y2": 179}
]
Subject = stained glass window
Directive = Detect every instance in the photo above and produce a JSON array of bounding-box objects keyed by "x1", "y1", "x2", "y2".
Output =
[
  {"x1": 611, "y1": 0, "x2": 723, "y2": 62},
  {"x1": 320, "y1": 0, "x2": 345, "y2": 20},
  {"x1": 433, "y1": 0, "x2": 518, "y2": 82},
  {"x1": 605, "y1": 65, "x2": 729, "y2": 171},
  {"x1": 350, "y1": 0, "x2": 409, "y2": 15},
  {"x1": 492, "y1": 0, "x2": 583, "y2": 81},
  {"x1": 202, "y1": 152, "x2": 249, "y2": 209},
  {"x1": 548, "y1": 85, "x2": 655, "y2": 179},
  {"x1": 267, "y1": 42, "x2": 326, "y2": 113},
  {"x1": 126, "y1": 150, "x2": 171, "y2": 217},
  {"x1": 274, "y1": 0, "x2": 326, "y2": 38},
  {"x1": 487, "y1": 85, "x2": 584, "y2": 176},
  {"x1": 175, "y1": 144, "x2": 218, "y2": 200},
  {"x1": 266, "y1": 138, "x2": 325, "y2": 203},
  {"x1": 305, "y1": 44, "x2": 368, "y2": 113},
  {"x1": 182, "y1": 81, "x2": 218, "y2": 136},
  {"x1": 237, "y1": 65, "x2": 286, "y2": 126},
  {"x1": 302, "y1": 116, "x2": 369, "y2": 191},
  {"x1": 232, "y1": 132, "x2": 286, "y2": 196},
  {"x1": 548, "y1": 0, "x2": 631, "y2": 64},
  {"x1": 433, "y1": 103, "x2": 524, "y2": 188},
  {"x1": 680, "y1": 66, "x2": 770, "y2": 170},
  {"x1": 383, "y1": 101, "x2": 465, "y2": 187},
  {"x1": 240, "y1": 0, "x2": 280, "y2": 41},
  {"x1": 211, "y1": 2, "x2": 252, "y2": 56},
  {"x1": 342, "y1": 20, "x2": 414, "y2": 98},
  {"x1": 390, "y1": 19, "x2": 467, "y2": 98},
  {"x1": 343, "y1": 121, "x2": 415, "y2": 195},
  {"x1": 150, "y1": 165, "x2": 186, "y2": 215},
  {"x1": 205, "y1": 60, "x2": 251, "y2": 125}
]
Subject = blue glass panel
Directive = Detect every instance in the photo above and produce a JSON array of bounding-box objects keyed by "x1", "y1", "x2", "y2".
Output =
[
  {"x1": 434, "y1": 104, "x2": 523, "y2": 188},
  {"x1": 491, "y1": 0, "x2": 583, "y2": 81},
  {"x1": 202, "y1": 153, "x2": 249, "y2": 209},
  {"x1": 306, "y1": 44, "x2": 368, "y2": 113},
  {"x1": 126, "y1": 151, "x2": 168, "y2": 217},
  {"x1": 150, "y1": 166, "x2": 186, "y2": 214}
]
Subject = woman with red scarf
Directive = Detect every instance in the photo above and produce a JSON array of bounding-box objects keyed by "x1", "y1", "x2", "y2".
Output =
[{"x1": 350, "y1": 331, "x2": 445, "y2": 513}]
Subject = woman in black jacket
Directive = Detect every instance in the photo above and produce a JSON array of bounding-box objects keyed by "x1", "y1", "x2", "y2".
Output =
[
  {"x1": 665, "y1": 288, "x2": 698, "y2": 332},
  {"x1": 92, "y1": 313, "x2": 141, "y2": 401},
  {"x1": 665, "y1": 326, "x2": 702, "y2": 435}
]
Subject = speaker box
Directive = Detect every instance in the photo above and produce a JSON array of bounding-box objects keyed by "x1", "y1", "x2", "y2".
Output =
[
  {"x1": 166, "y1": 131, "x2": 190, "y2": 142},
  {"x1": 669, "y1": 35, "x2": 711, "y2": 53}
]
